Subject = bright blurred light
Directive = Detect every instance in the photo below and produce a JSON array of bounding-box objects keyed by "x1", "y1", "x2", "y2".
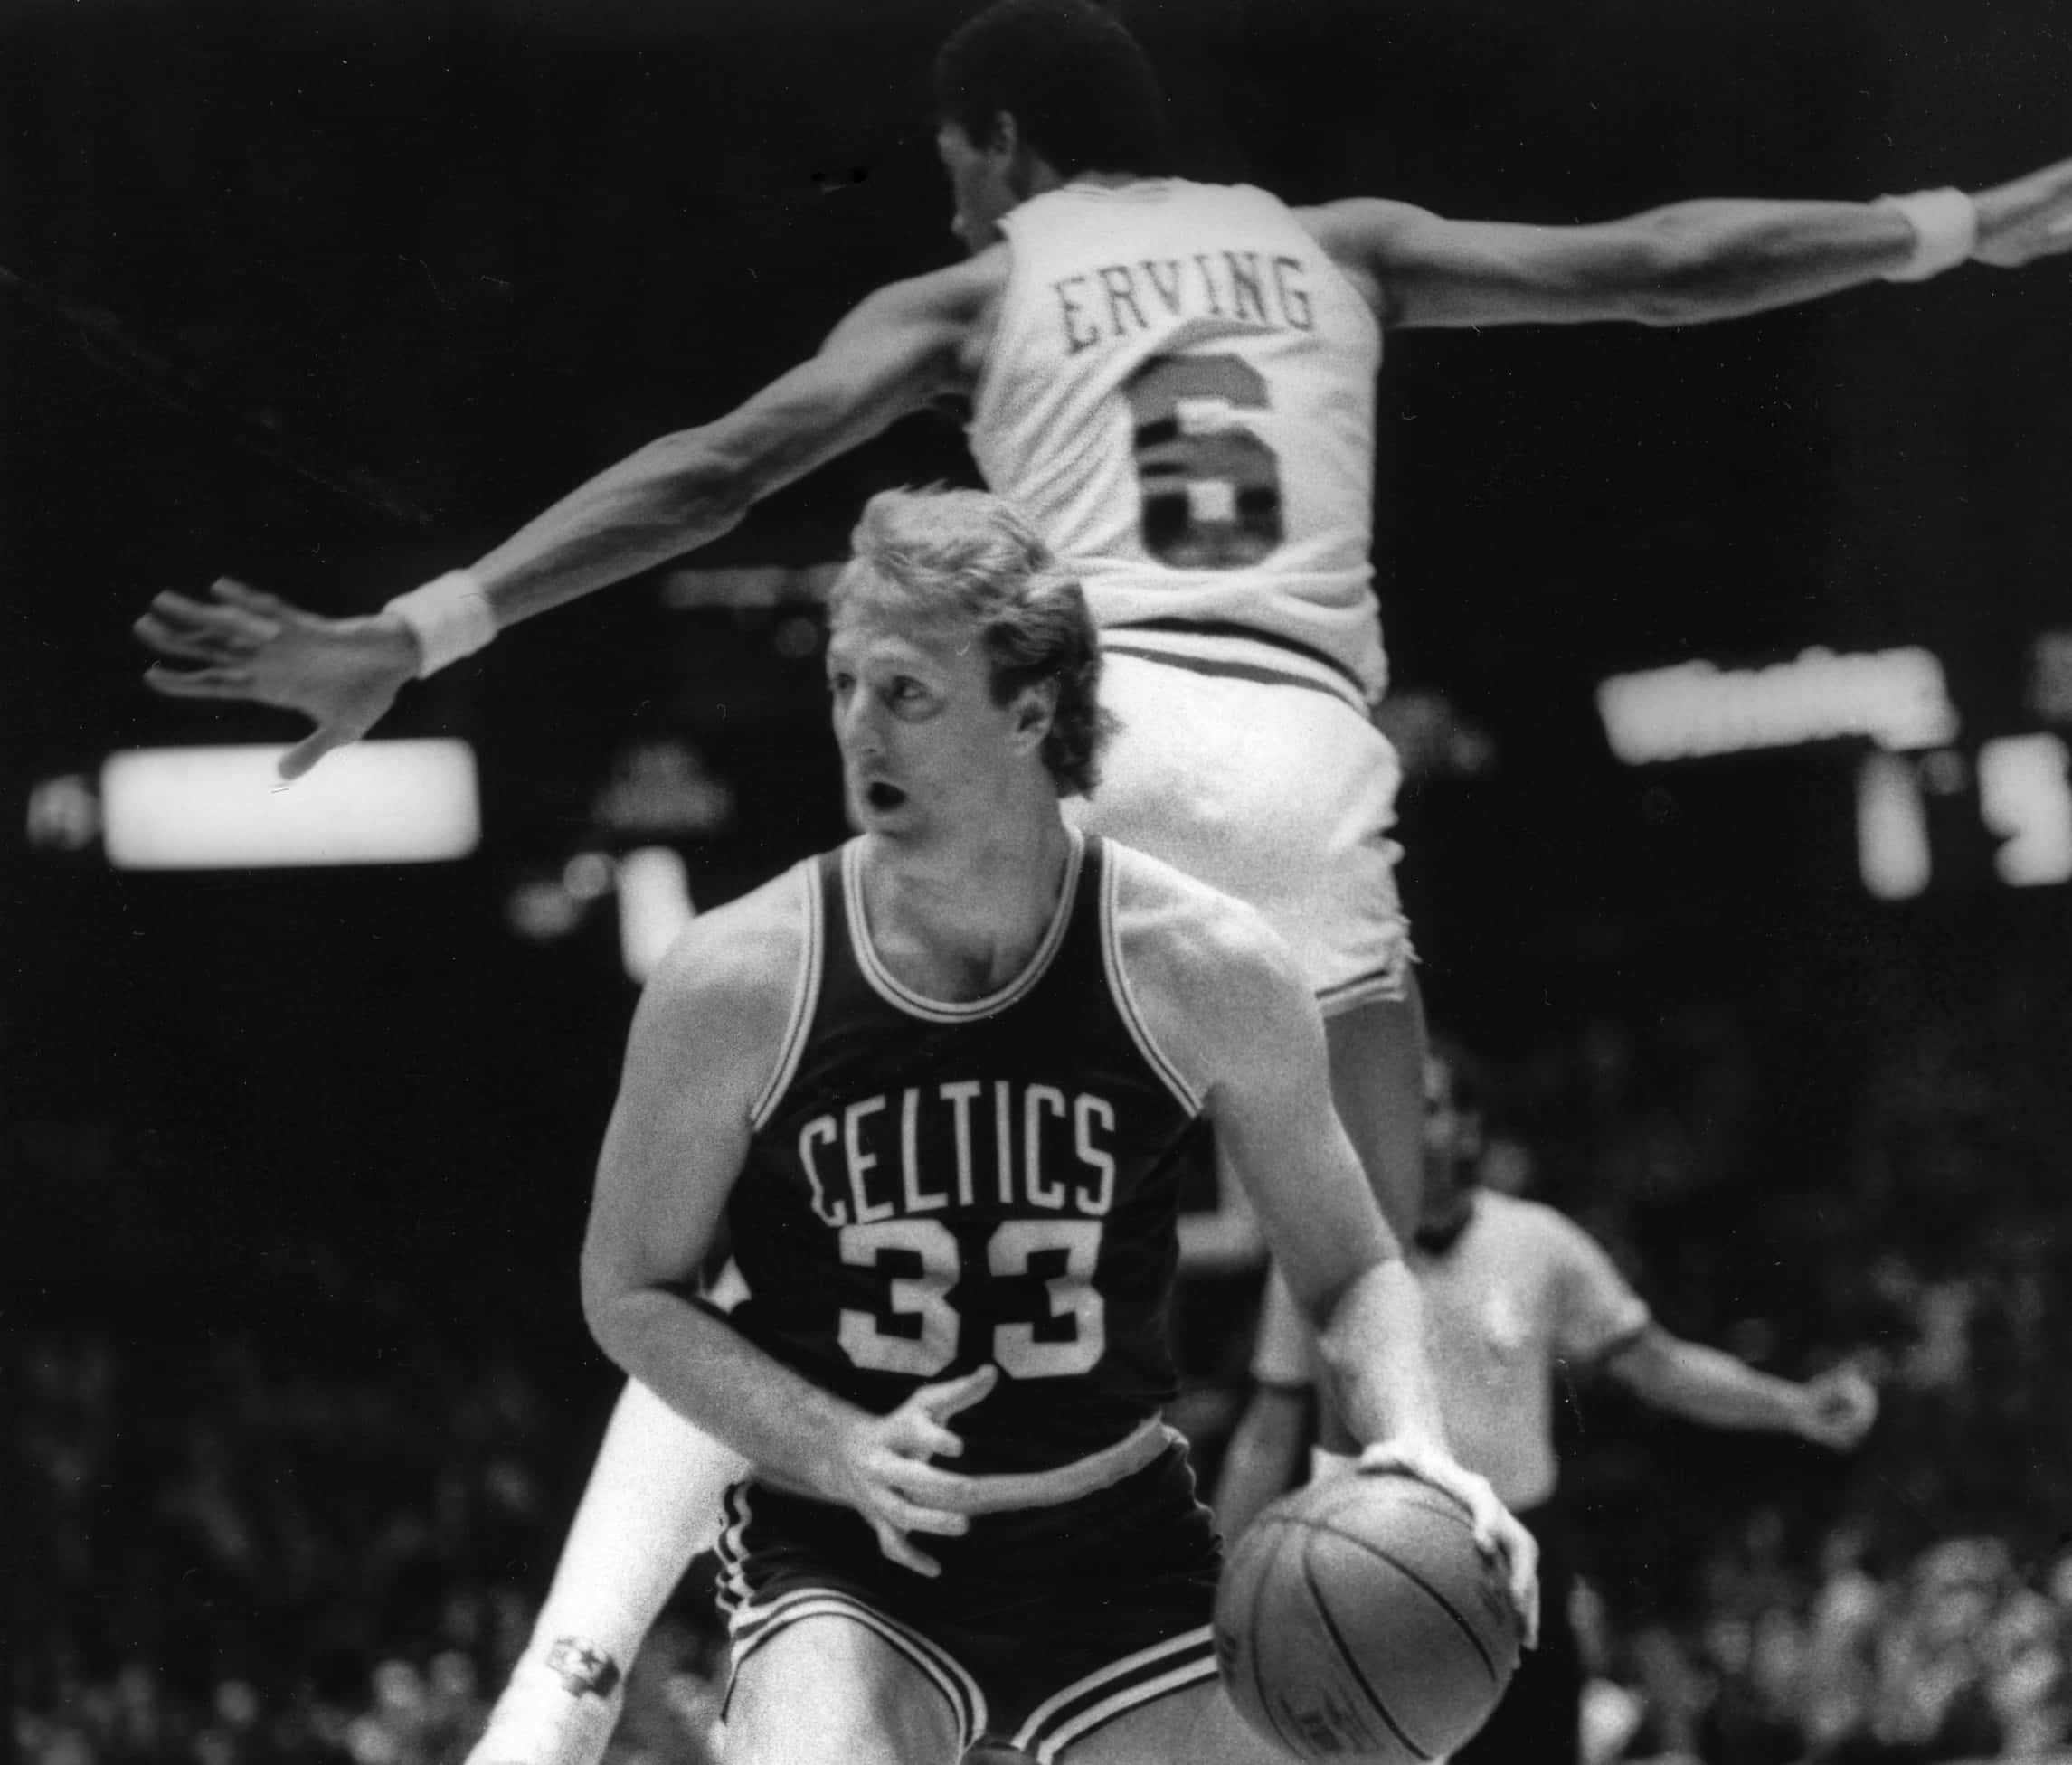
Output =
[
  {"x1": 618, "y1": 846, "x2": 695, "y2": 981},
  {"x1": 1979, "y1": 733, "x2": 2072, "y2": 886},
  {"x1": 1598, "y1": 647, "x2": 1959, "y2": 764},
  {"x1": 101, "y1": 741, "x2": 479, "y2": 869},
  {"x1": 1857, "y1": 751, "x2": 1932, "y2": 900}
]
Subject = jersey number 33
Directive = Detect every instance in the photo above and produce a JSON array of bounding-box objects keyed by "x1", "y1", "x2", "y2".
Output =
[{"x1": 838, "y1": 1218, "x2": 1105, "y2": 1381}]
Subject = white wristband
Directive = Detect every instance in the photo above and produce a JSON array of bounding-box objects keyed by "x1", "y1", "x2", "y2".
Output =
[
  {"x1": 383, "y1": 571, "x2": 497, "y2": 678},
  {"x1": 1874, "y1": 187, "x2": 1978, "y2": 282}
]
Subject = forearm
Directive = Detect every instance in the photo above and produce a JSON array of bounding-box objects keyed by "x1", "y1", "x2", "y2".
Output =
[
  {"x1": 452, "y1": 284, "x2": 967, "y2": 636},
  {"x1": 1375, "y1": 188, "x2": 1960, "y2": 332},
  {"x1": 464, "y1": 429, "x2": 755, "y2": 631},
  {"x1": 1214, "y1": 1384, "x2": 1312, "y2": 1537},
  {"x1": 588, "y1": 1285, "x2": 866, "y2": 1499},
  {"x1": 1630, "y1": 1340, "x2": 1812, "y2": 1435},
  {"x1": 1309, "y1": 1257, "x2": 1450, "y2": 1451},
  {"x1": 1612, "y1": 196, "x2": 1920, "y2": 326}
]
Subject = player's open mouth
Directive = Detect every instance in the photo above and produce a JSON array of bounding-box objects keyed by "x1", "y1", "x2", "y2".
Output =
[{"x1": 865, "y1": 781, "x2": 907, "y2": 811}]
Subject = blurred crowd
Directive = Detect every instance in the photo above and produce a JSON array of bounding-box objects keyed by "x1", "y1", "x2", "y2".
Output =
[
  {"x1": 17, "y1": 1328, "x2": 732, "y2": 1765},
  {"x1": 20, "y1": 1004, "x2": 2072, "y2": 1765},
  {"x1": 1576, "y1": 1531, "x2": 2072, "y2": 1765}
]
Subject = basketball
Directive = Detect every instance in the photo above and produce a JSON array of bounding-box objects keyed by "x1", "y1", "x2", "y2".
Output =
[{"x1": 1213, "y1": 1471, "x2": 1522, "y2": 1762}]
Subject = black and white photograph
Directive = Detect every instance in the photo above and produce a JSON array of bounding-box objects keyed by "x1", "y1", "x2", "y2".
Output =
[{"x1": 12, "y1": 2, "x2": 2072, "y2": 1762}]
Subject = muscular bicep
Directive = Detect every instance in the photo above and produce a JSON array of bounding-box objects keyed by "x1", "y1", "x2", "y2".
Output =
[
  {"x1": 1310, "y1": 193, "x2": 1906, "y2": 331},
  {"x1": 695, "y1": 268, "x2": 981, "y2": 502},
  {"x1": 580, "y1": 946, "x2": 770, "y2": 1319},
  {"x1": 1201, "y1": 941, "x2": 1396, "y2": 1317},
  {"x1": 1307, "y1": 197, "x2": 1696, "y2": 330}
]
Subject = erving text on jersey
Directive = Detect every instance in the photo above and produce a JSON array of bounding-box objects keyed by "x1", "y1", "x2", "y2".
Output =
[{"x1": 1053, "y1": 249, "x2": 1317, "y2": 354}]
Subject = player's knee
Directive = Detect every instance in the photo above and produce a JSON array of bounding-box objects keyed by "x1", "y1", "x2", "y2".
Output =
[
  {"x1": 726, "y1": 1694, "x2": 945, "y2": 1765},
  {"x1": 727, "y1": 1628, "x2": 960, "y2": 1765}
]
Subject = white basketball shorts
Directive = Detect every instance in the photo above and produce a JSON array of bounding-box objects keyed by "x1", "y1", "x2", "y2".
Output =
[{"x1": 1064, "y1": 630, "x2": 1413, "y2": 1016}]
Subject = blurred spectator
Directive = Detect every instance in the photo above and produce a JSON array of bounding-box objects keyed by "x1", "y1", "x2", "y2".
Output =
[{"x1": 26, "y1": 995, "x2": 2072, "y2": 1765}]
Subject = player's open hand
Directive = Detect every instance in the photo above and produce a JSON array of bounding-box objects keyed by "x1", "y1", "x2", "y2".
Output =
[
  {"x1": 1970, "y1": 153, "x2": 2072, "y2": 269},
  {"x1": 824, "y1": 1364, "x2": 1000, "y2": 1579},
  {"x1": 136, "y1": 577, "x2": 420, "y2": 781},
  {"x1": 1798, "y1": 1364, "x2": 1878, "y2": 1451},
  {"x1": 1358, "y1": 1438, "x2": 1541, "y2": 1648}
]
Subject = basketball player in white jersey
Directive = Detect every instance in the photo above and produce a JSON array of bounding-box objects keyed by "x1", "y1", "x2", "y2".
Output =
[
  {"x1": 134, "y1": 2, "x2": 2072, "y2": 1757},
  {"x1": 1216, "y1": 1037, "x2": 1878, "y2": 1765}
]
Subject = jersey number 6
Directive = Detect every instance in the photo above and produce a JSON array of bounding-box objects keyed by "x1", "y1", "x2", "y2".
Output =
[
  {"x1": 1125, "y1": 353, "x2": 1284, "y2": 571},
  {"x1": 837, "y1": 1217, "x2": 1105, "y2": 1380}
]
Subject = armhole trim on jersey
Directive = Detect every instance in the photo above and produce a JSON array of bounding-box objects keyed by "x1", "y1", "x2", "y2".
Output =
[
  {"x1": 747, "y1": 860, "x2": 824, "y2": 1130},
  {"x1": 1098, "y1": 851, "x2": 1203, "y2": 1117},
  {"x1": 966, "y1": 222, "x2": 1032, "y2": 443},
  {"x1": 1261, "y1": 183, "x2": 1385, "y2": 363}
]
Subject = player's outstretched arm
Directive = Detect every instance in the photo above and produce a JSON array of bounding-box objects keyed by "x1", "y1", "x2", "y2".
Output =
[
  {"x1": 1604, "y1": 1327, "x2": 1880, "y2": 1449},
  {"x1": 134, "y1": 253, "x2": 1002, "y2": 779},
  {"x1": 1305, "y1": 151, "x2": 2072, "y2": 331},
  {"x1": 579, "y1": 876, "x2": 1001, "y2": 1578}
]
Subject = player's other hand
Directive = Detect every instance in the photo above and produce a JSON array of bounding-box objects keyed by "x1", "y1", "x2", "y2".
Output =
[
  {"x1": 1971, "y1": 153, "x2": 2072, "y2": 269},
  {"x1": 823, "y1": 1364, "x2": 999, "y2": 1580},
  {"x1": 136, "y1": 577, "x2": 420, "y2": 780},
  {"x1": 1798, "y1": 1364, "x2": 1879, "y2": 1451},
  {"x1": 1358, "y1": 1437, "x2": 1541, "y2": 1648}
]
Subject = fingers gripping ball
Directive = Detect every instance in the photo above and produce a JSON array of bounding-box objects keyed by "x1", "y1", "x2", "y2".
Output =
[{"x1": 1214, "y1": 1472, "x2": 1521, "y2": 1763}]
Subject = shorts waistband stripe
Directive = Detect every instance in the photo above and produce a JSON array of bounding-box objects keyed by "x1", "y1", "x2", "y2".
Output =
[
  {"x1": 1102, "y1": 625, "x2": 1370, "y2": 714},
  {"x1": 1121, "y1": 618, "x2": 1371, "y2": 697},
  {"x1": 1316, "y1": 976, "x2": 1402, "y2": 1014}
]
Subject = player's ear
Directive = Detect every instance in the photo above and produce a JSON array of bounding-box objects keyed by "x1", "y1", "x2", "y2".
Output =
[
  {"x1": 991, "y1": 109, "x2": 1050, "y2": 204},
  {"x1": 1010, "y1": 678, "x2": 1058, "y2": 752}
]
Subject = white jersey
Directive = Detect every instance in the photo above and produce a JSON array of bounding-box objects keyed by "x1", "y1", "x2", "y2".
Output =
[
  {"x1": 970, "y1": 179, "x2": 1387, "y2": 699},
  {"x1": 1412, "y1": 1194, "x2": 1651, "y2": 1510}
]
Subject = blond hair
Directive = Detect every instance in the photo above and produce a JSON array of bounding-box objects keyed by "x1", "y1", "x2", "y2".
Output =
[{"x1": 830, "y1": 486, "x2": 1115, "y2": 796}]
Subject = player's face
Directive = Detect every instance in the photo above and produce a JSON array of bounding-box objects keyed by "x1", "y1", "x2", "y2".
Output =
[
  {"x1": 826, "y1": 597, "x2": 1042, "y2": 840},
  {"x1": 936, "y1": 119, "x2": 1017, "y2": 254}
]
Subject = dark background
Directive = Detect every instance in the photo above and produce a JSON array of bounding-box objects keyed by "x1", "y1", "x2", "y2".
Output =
[{"x1": 9, "y1": 0, "x2": 2072, "y2": 1726}]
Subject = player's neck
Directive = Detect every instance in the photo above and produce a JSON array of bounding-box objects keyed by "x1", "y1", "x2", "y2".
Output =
[
  {"x1": 1027, "y1": 162, "x2": 1149, "y2": 199},
  {"x1": 857, "y1": 809, "x2": 1074, "y2": 1001}
]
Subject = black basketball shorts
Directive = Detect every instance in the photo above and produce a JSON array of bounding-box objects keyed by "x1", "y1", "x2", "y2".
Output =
[{"x1": 714, "y1": 1439, "x2": 1224, "y2": 1761}]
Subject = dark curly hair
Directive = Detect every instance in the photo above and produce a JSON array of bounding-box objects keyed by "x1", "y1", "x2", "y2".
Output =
[{"x1": 932, "y1": 0, "x2": 1170, "y2": 178}]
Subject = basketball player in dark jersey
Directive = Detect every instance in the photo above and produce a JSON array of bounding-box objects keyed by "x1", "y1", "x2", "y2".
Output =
[{"x1": 579, "y1": 485, "x2": 1536, "y2": 1763}]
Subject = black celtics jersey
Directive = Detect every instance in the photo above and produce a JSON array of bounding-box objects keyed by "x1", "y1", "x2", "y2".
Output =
[{"x1": 724, "y1": 832, "x2": 1212, "y2": 1475}]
